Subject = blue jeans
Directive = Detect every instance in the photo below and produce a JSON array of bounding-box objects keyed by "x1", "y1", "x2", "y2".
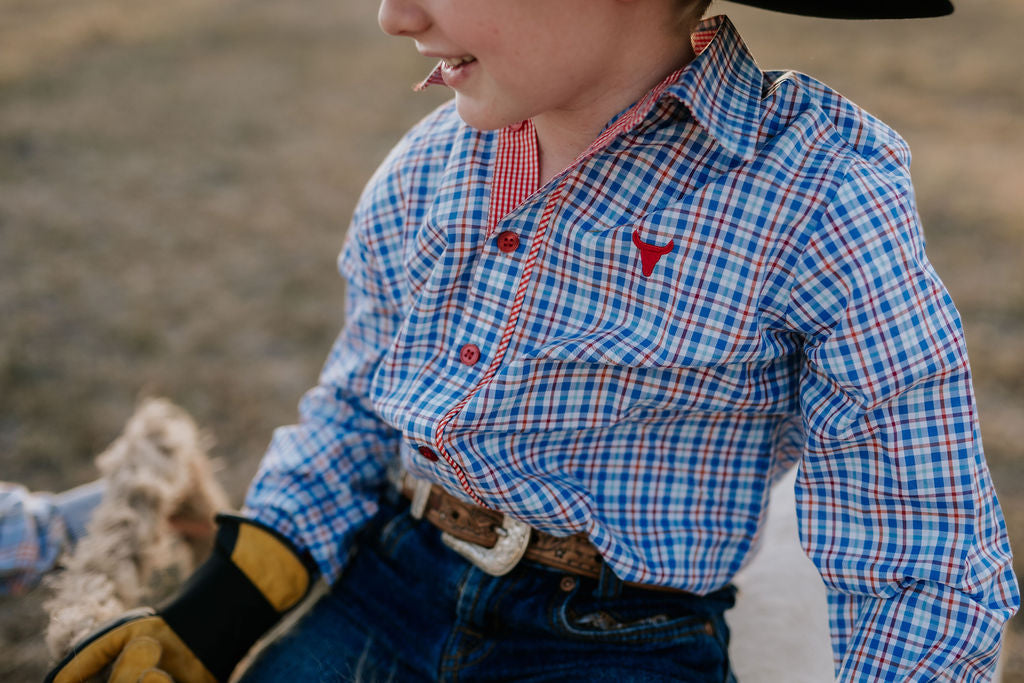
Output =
[{"x1": 241, "y1": 490, "x2": 736, "y2": 682}]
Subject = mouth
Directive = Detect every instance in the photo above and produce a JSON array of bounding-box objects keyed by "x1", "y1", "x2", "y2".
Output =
[
  {"x1": 435, "y1": 55, "x2": 477, "y2": 89},
  {"x1": 440, "y1": 55, "x2": 477, "y2": 70}
]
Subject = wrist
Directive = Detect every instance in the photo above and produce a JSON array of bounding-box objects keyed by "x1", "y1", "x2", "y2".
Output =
[{"x1": 159, "y1": 515, "x2": 315, "y2": 680}]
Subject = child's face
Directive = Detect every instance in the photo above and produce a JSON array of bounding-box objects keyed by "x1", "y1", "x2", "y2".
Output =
[{"x1": 379, "y1": 0, "x2": 630, "y2": 131}]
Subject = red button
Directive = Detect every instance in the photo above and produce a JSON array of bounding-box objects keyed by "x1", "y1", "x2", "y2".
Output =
[
  {"x1": 418, "y1": 445, "x2": 438, "y2": 461},
  {"x1": 459, "y1": 343, "x2": 481, "y2": 366},
  {"x1": 496, "y1": 231, "x2": 520, "y2": 254}
]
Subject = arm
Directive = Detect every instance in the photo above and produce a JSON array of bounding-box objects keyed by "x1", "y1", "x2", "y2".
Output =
[
  {"x1": 242, "y1": 129, "x2": 421, "y2": 583},
  {"x1": 1, "y1": 483, "x2": 67, "y2": 596},
  {"x1": 242, "y1": 255, "x2": 404, "y2": 583},
  {"x1": 47, "y1": 124, "x2": 425, "y2": 681},
  {"x1": 787, "y1": 165, "x2": 1019, "y2": 680},
  {"x1": 0, "y1": 481, "x2": 104, "y2": 596}
]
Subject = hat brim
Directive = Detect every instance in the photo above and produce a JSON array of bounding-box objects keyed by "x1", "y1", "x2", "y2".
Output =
[{"x1": 723, "y1": 0, "x2": 954, "y2": 19}]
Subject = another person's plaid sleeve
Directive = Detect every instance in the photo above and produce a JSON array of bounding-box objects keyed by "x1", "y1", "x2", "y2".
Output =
[
  {"x1": 790, "y1": 163, "x2": 1018, "y2": 679},
  {"x1": 0, "y1": 483, "x2": 67, "y2": 595}
]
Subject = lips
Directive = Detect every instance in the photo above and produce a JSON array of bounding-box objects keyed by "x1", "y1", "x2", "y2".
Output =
[
  {"x1": 441, "y1": 55, "x2": 476, "y2": 69},
  {"x1": 413, "y1": 50, "x2": 479, "y2": 91},
  {"x1": 437, "y1": 55, "x2": 477, "y2": 88}
]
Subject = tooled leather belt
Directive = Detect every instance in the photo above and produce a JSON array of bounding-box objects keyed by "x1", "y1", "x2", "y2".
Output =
[{"x1": 398, "y1": 472, "x2": 687, "y2": 593}]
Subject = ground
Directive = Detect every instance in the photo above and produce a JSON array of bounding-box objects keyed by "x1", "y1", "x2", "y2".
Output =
[{"x1": 1, "y1": 0, "x2": 1021, "y2": 679}]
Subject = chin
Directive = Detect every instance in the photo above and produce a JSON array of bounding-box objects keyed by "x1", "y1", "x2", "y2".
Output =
[{"x1": 454, "y1": 98, "x2": 519, "y2": 132}]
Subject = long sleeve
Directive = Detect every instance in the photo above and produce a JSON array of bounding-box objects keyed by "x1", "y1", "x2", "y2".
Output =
[
  {"x1": 243, "y1": 138, "x2": 415, "y2": 584},
  {"x1": 0, "y1": 481, "x2": 103, "y2": 595},
  {"x1": 787, "y1": 163, "x2": 1019, "y2": 680},
  {"x1": 1, "y1": 484, "x2": 67, "y2": 595}
]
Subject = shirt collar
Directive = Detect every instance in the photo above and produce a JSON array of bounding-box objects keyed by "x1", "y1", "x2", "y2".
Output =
[
  {"x1": 666, "y1": 15, "x2": 765, "y2": 161},
  {"x1": 414, "y1": 15, "x2": 764, "y2": 162}
]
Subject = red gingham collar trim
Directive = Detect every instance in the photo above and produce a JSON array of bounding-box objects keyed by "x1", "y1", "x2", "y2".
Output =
[{"x1": 487, "y1": 120, "x2": 538, "y2": 235}]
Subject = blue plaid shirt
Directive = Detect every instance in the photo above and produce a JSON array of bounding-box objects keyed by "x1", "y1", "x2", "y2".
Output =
[{"x1": 246, "y1": 15, "x2": 1019, "y2": 679}]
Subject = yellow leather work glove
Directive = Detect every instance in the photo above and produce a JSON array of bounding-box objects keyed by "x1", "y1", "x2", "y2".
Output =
[
  {"x1": 46, "y1": 515, "x2": 315, "y2": 683},
  {"x1": 108, "y1": 636, "x2": 173, "y2": 683}
]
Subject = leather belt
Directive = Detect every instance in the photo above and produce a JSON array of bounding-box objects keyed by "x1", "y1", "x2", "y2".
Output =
[{"x1": 398, "y1": 473, "x2": 687, "y2": 594}]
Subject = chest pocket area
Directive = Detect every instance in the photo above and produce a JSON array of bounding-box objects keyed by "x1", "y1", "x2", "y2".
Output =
[{"x1": 519, "y1": 207, "x2": 767, "y2": 369}]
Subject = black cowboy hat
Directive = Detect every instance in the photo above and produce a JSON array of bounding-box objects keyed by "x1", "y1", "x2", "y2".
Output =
[{"x1": 724, "y1": 0, "x2": 953, "y2": 19}]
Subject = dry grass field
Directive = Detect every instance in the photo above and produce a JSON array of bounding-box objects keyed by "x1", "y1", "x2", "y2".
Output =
[{"x1": 1, "y1": 0, "x2": 1021, "y2": 679}]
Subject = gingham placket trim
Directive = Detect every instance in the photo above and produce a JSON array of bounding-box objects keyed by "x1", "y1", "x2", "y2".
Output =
[{"x1": 433, "y1": 177, "x2": 570, "y2": 507}]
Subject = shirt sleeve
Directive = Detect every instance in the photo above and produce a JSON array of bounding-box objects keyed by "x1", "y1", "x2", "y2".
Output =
[
  {"x1": 786, "y1": 162, "x2": 1020, "y2": 681},
  {"x1": 0, "y1": 484, "x2": 68, "y2": 596},
  {"x1": 243, "y1": 137, "x2": 414, "y2": 584}
]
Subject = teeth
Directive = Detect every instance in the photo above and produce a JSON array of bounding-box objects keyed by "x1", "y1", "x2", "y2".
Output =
[{"x1": 441, "y1": 56, "x2": 476, "y2": 68}]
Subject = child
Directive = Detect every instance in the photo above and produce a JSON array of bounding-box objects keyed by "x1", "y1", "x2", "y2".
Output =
[{"x1": 48, "y1": 0, "x2": 1019, "y2": 681}]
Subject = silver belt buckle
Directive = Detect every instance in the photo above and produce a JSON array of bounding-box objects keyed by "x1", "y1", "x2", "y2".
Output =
[
  {"x1": 406, "y1": 475, "x2": 530, "y2": 576},
  {"x1": 442, "y1": 515, "x2": 531, "y2": 577}
]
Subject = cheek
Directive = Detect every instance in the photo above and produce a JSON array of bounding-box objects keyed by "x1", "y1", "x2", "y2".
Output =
[{"x1": 486, "y1": 50, "x2": 552, "y2": 99}]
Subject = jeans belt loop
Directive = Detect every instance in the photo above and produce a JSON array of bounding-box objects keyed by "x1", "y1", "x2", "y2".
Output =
[{"x1": 409, "y1": 476, "x2": 432, "y2": 521}]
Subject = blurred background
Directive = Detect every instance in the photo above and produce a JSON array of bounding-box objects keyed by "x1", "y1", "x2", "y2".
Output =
[{"x1": 1, "y1": 0, "x2": 1020, "y2": 678}]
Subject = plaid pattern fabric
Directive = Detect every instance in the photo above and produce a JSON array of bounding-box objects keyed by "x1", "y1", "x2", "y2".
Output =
[
  {"x1": 246, "y1": 15, "x2": 1019, "y2": 679},
  {"x1": 0, "y1": 484, "x2": 66, "y2": 596}
]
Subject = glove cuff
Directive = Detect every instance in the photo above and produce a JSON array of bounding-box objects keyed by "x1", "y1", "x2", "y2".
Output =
[{"x1": 160, "y1": 515, "x2": 315, "y2": 681}]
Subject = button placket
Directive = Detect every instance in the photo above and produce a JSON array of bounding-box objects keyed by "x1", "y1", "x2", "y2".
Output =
[
  {"x1": 430, "y1": 123, "x2": 546, "y2": 508},
  {"x1": 435, "y1": 178, "x2": 572, "y2": 510}
]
